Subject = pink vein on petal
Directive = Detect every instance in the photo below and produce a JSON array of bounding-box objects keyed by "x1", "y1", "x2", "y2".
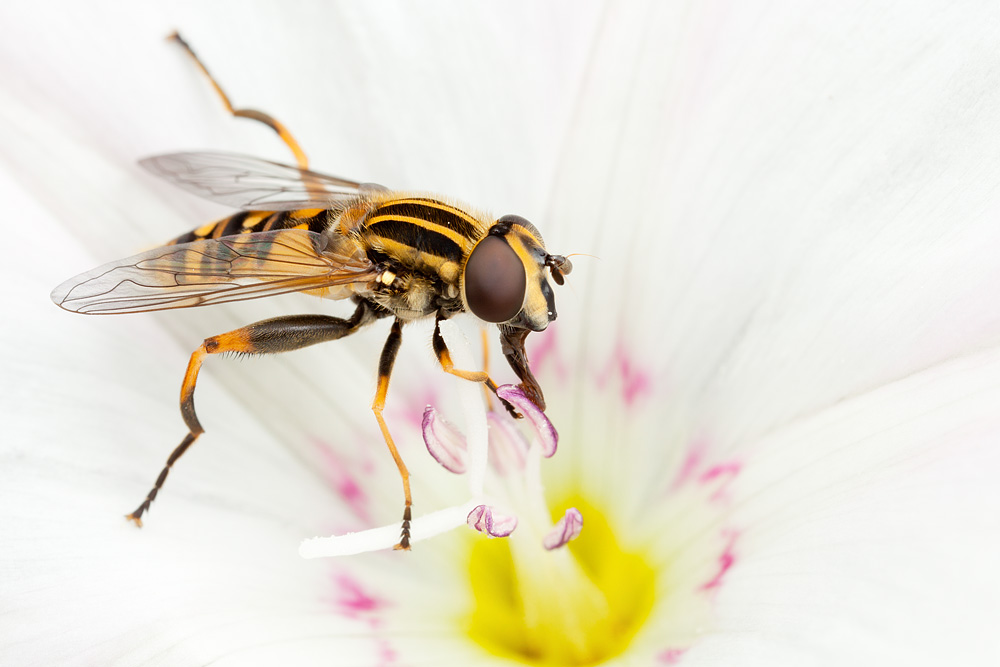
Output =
[
  {"x1": 377, "y1": 639, "x2": 398, "y2": 666},
  {"x1": 310, "y1": 438, "x2": 371, "y2": 523},
  {"x1": 330, "y1": 572, "x2": 387, "y2": 621},
  {"x1": 528, "y1": 327, "x2": 568, "y2": 381},
  {"x1": 392, "y1": 386, "x2": 439, "y2": 430},
  {"x1": 699, "y1": 462, "x2": 742, "y2": 502},
  {"x1": 669, "y1": 439, "x2": 706, "y2": 491},
  {"x1": 701, "y1": 530, "x2": 739, "y2": 591},
  {"x1": 657, "y1": 648, "x2": 688, "y2": 664},
  {"x1": 617, "y1": 342, "x2": 652, "y2": 404},
  {"x1": 596, "y1": 339, "x2": 653, "y2": 406},
  {"x1": 330, "y1": 574, "x2": 398, "y2": 662}
]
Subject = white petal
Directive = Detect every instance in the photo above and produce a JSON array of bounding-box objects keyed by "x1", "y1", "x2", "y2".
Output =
[
  {"x1": 6, "y1": 1, "x2": 1000, "y2": 665},
  {"x1": 533, "y1": 2, "x2": 1000, "y2": 664},
  {"x1": 545, "y1": 0, "x2": 1000, "y2": 447},
  {"x1": 688, "y1": 347, "x2": 1000, "y2": 664}
]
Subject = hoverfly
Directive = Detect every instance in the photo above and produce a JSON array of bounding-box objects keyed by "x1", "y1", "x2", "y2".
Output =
[{"x1": 50, "y1": 34, "x2": 571, "y2": 550}]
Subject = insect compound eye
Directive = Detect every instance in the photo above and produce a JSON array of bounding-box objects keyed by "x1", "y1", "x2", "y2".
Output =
[
  {"x1": 464, "y1": 236, "x2": 527, "y2": 323},
  {"x1": 496, "y1": 214, "x2": 543, "y2": 244}
]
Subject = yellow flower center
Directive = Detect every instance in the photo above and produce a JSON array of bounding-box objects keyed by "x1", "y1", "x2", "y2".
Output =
[{"x1": 465, "y1": 496, "x2": 656, "y2": 666}]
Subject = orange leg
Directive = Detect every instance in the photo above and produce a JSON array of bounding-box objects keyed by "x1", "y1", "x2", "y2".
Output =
[
  {"x1": 371, "y1": 319, "x2": 413, "y2": 550},
  {"x1": 169, "y1": 31, "x2": 310, "y2": 170},
  {"x1": 432, "y1": 315, "x2": 520, "y2": 418},
  {"x1": 479, "y1": 328, "x2": 494, "y2": 407},
  {"x1": 127, "y1": 307, "x2": 376, "y2": 526}
]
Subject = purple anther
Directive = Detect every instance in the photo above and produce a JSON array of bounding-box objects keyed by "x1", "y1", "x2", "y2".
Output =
[
  {"x1": 466, "y1": 505, "x2": 518, "y2": 538},
  {"x1": 495, "y1": 384, "x2": 558, "y2": 457},
  {"x1": 542, "y1": 508, "x2": 583, "y2": 550},
  {"x1": 422, "y1": 406, "x2": 467, "y2": 474}
]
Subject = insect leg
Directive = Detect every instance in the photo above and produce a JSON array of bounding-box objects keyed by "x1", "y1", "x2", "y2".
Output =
[
  {"x1": 370, "y1": 319, "x2": 412, "y2": 550},
  {"x1": 168, "y1": 31, "x2": 310, "y2": 169},
  {"x1": 432, "y1": 315, "x2": 520, "y2": 418},
  {"x1": 479, "y1": 328, "x2": 493, "y2": 406},
  {"x1": 126, "y1": 304, "x2": 376, "y2": 527}
]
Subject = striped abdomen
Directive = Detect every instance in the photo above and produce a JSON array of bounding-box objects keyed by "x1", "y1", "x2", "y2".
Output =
[
  {"x1": 168, "y1": 208, "x2": 333, "y2": 245},
  {"x1": 355, "y1": 197, "x2": 488, "y2": 285}
]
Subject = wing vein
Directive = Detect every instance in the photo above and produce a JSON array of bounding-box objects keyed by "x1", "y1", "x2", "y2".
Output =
[{"x1": 52, "y1": 229, "x2": 376, "y2": 315}]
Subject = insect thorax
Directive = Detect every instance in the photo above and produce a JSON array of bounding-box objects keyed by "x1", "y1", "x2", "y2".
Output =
[{"x1": 351, "y1": 196, "x2": 488, "y2": 319}]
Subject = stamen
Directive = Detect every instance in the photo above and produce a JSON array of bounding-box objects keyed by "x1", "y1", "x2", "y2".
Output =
[
  {"x1": 467, "y1": 504, "x2": 518, "y2": 538},
  {"x1": 299, "y1": 500, "x2": 481, "y2": 557},
  {"x1": 422, "y1": 406, "x2": 467, "y2": 474},
  {"x1": 486, "y1": 411, "x2": 529, "y2": 475},
  {"x1": 495, "y1": 384, "x2": 558, "y2": 457},
  {"x1": 542, "y1": 508, "x2": 584, "y2": 550}
]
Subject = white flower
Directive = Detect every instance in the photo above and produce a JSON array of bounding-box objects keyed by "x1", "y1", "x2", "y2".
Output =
[{"x1": 3, "y1": 1, "x2": 1000, "y2": 666}]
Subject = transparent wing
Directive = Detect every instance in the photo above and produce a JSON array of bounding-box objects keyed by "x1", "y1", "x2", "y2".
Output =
[
  {"x1": 140, "y1": 151, "x2": 386, "y2": 211},
  {"x1": 51, "y1": 229, "x2": 378, "y2": 314}
]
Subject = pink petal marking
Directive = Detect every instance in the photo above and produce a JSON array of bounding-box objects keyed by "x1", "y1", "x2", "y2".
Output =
[
  {"x1": 527, "y1": 327, "x2": 568, "y2": 381},
  {"x1": 376, "y1": 639, "x2": 398, "y2": 666},
  {"x1": 422, "y1": 406, "x2": 468, "y2": 474},
  {"x1": 331, "y1": 573, "x2": 398, "y2": 664},
  {"x1": 392, "y1": 387, "x2": 439, "y2": 429},
  {"x1": 698, "y1": 462, "x2": 742, "y2": 502},
  {"x1": 596, "y1": 339, "x2": 653, "y2": 406},
  {"x1": 657, "y1": 648, "x2": 688, "y2": 664},
  {"x1": 668, "y1": 439, "x2": 741, "y2": 503},
  {"x1": 669, "y1": 441, "x2": 706, "y2": 491},
  {"x1": 310, "y1": 438, "x2": 371, "y2": 523},
  {"x1": 330, "y1": 572, "x2": 386, "y2": 621},
  {"x1": 466, "y1": 505, "x2": 518, "y2": 538},
  {"x1": 701, "y1": 530, "x2": 739, "y2": 591},
  {"x1": 486, "y1": 411, "x2": 530, "y2": 475},
  {"x1": 619, "y1": 355, "x2": 652, "y2": 405},
  {"x1": 543, "y1": 507, "x2": 584, "y2": 550},
  {"x1": 495, "y1": 384, "x2": 558, "y2": 457}
]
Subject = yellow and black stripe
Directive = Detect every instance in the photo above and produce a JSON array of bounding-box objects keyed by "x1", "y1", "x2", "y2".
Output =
[
  {"x1": 167, "y1": 208, "x2": 332, "y2": 245},
  {"x1": 166, "y1": 197, "x2": 492, "y2": 290},
  {"x1": 357, "y1": 198, "x2": 488, "y2": 285}
]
